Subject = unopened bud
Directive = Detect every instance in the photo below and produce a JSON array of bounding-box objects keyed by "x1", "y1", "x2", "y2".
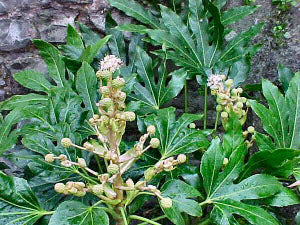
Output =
[
  {"x1": 59, "y1": 154, "x2": 67, "y2": 161},
  {"x1": 240, "y1": 97, "x2": 247, "y2": 103},
  {"x1": 99, "y1": 98, "x2": 114, "y2": 108},
  {"x1": 246, "y1": 101, "x2": 251, "y2": 107},
  {"x1": 92, "y1": 184, "x2": 104, "y2": 195},
  {"x1": 147, "y1": 125, "x2": 156, "y2": 135},
  {"x1": 54, "y1": 183, "x2": 65, "y2": 193},
  {"x1": 75, "y1": 190, "x2": 86, "y2": 197},
  {"x1": 99, "y1": 86, "x2": 110, "y2": 95},
  {"x1": 221, "y1": 112, "x2": 228, "y2": 118},
  {"x1": 124, "y1": 111, "x2": 136, "y2": 122},
  {"x1": 96, "y1": 70, "x2": 112, "y2": 80},
  {"x1": 61, "y1": 138, "x2": 72, "y2": 148},
  {"x1": 83, "y1": 142, "x2": 94, "y2": 151},
  {"x1": 45, "y1": 154, "x2": 55, "y2": 163},
  {"x1": 77, "y1": 158, "x2": 87, "y2": 168},
  {"x1": 236, "y1": 102, "x2": 243, "y2": 108},
  {"x1": 98, "y1": 173, "x2": 109, "y2": 183},
  {"x1": 107, "y1": 164, "x2": 119, "y2": 174},
  {"x1": 150, "y1": 138, "x2": 160, "y2": 148},
  {"x1": 177, "y1": 154, "x2": 187, "y2": 163},
  {"x1": 231, "y1": 89, "x2": 238, "y2": 95},
  {"x1": 216, "y1": 105, "x2": 222, "y2": 112},
  {"x1": 161, "y1": 197, "x2": 172, "y2": 208},
  {"x1": 111, "y1": 77, "x2": 125, "y2": 89},
  {"x1": 61, "y1": 160, "x2": 72, "y2": 167},
  {"x1": 225, "y1": 79, "x2": 233, "y2": 87},
  {"x1": 126, "y1": 179, "x2": 135, "y2": 188},
  {"x1": 237, "y1": 88, "x2": 243, "y2": 94},
  {"x1": 247, "y1": 126, "x2": 255, "y2": 133},
  {"x1": 189, "y1": 123, "x2": 196, "y2": 129},
  {"x1": 117, "y1": 91, "x2": 126, "y2": 101},
  {"x1": 223, "y1": 158, "x2": 229, "y2": 166}
]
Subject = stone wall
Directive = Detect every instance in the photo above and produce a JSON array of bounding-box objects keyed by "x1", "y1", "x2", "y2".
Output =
[{"x1": 0, "y1": 0, "x2": 299, "y2": 103}]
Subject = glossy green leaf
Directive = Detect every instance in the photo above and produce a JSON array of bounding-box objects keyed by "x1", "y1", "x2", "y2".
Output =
[
  {"x1": 144, "y1": 107, "x2": 209, "y2": 159},
  {"x1": 76, "y1": 62, "x2": 98, "y2": 116},
  {"x1": 0, "y1": 109, "x2": 24, "y2": 154},
  {"x1": 116, "y1": 24, "x2": 149, "y2": 34},
  {"x1": 0, "y1": 172, "x2": 47, "y2": 225},
  {"x1": 200, "y1": 138, "x2": 283, "y2": 224},
  {"x1": 239, "y1": 149, "x2": 300, "y2": 180},
  {"x1": 107, "y1": 0, "x2": 160, "y2": 29},
  {"x1": 222, "y1": 113, "x2": 244, "y2": 157},
  {"x1": 13, "y1": 70, "x2": 53, "y2": 93},
  {"x1": 278, "y1": 64, "x2": 294, "y2": 92},
  {"x1": 255, "y1": 132, "x2": 276, "y2": 151},
  {"x1": 0, "y1": 93, "x2": 48, "y2": 111},
  {"x1": 49, "y1": 201, "x2": 109, "y2": 225},
  {"x1": 211, "y1": 199, "x2": 280, "y2": 225},
  {"x1": 160, "y1": 179, "x2": 202, "y2": 225},
  {"x1": 66, "y1": 24, "x2": 84, "y2": 50},
  {"x1": 33, "y1": 40, "x2": 66, "y2": 87},
  {"x1": 263, "y1": 187, "x2": 300, "y2": 207},
  {"x1": 128, "y1": 47, "x2": 187, "y2": 114},
  {"x1": 80, "y1": 35, "x2": 111, "y2": 64},
  {"x1": 250, "y1": 72, "x2": 300, "y2": 149}
]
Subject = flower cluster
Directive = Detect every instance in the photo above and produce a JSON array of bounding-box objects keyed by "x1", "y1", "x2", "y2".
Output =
[
  {"x1": 43, "y1": 56, "x2": 180, "y2": 217},
  {"x1": 208, "y1": 75, "x2": 250, "y2": 125}
]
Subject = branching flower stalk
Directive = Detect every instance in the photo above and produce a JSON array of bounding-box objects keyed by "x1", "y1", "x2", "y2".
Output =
[
  {"x1": 207, "y1": 75, "x2": 251, "y2": 127},
  {"x1": 43, "y1": 55, "x2": 186, "y2": 225}
]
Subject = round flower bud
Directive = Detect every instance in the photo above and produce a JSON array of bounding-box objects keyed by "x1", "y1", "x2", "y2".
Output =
[
  {"x1": 83, "y1": 142, "x2": 94, "y2": 151},
  {"x1": 247, "y1": 126, "x2": 255, "y2": 133},
  {"x1": 237, "y1": 88, "x2": 243, "y2": 94},
  {"x1": 75, "y1": 182, "x2": 85, "y2": 189},
  {"x1": 246, "y1": 101, "x2": 251, "y2": 107},
  {"x1": 231, "y1": 89, "x2": 238, "y2": 95},
  {"x1": 124, "y1": 111, "x2": 136, "y2": 122},
  {"x1": 99, "y1": 86, "x2": 110, "y2": 95},
  {"x1": 54, "y1": 183, "x2": 65, "y2": 193},
  {"x1": 77, "y1": 158, "x2": 87, "y2": 168},
  {"x1": 147, "y1": 125, "x2": 156, "y2": 135},
  {"x1": 98, "y1": 173, "x2": 110, "y2": 183},
  {"x1": 117, "y1": 91, "x2": 126, "y2": 101},
  {"x1": 99, "y1": 98, "x2": 114, "y2": 108},
  {"x1": 177, "y1": 154, "x2": 187, "y2": 164},
  {"x1": 225, "y1": 79, "x2": 233, "y2": 87},
  {"x1": 126, "y1": 179, "x2": 135, "y2": 188},
  {"x1": 59, "y1": 154, "x2": 67, "y2": 161},
  {"x1": 111, "y1": 77, "x2": 125, "y2": 89},
  {"x1": 75, "y1": 190, "x2": 86, "y2": 197},
  {"x1": 189, "y1": 123, "x2": 196, "y2": 129},
  {"x1": 216, "y1": 105, "x2": 222, "y2": 112},
  {"x1": 243, "y1": 131, "x2": 249, "y2": 137},
  {"x1": 236, "y1": 102, "x2": 243, "y2": 108},
  {"x1": 61, "y1": 160, "x2": 72, "y2": 167},
  {"x1": 68, "y1": 187, "x2": 78, "y2": 195},
  {"x1": 96, "y1": 70, "x2": 112, "y2": 80},
  {"x1": 154, "y1": 161, "x2": 164, "y2": 170},
  {"x1": 221, "y1": 112, "x2": 228, "y2": 118},
  {"x1": 223, "y1": 158, "x2": 229, "y2": 166},
  {"x1": 92, "y1": 184, "x2": 104, "y2": 195},
  {"x1": 240, "y1": 97, "x2": 247, "y2": 103},
  {"x1": 150, "y1": 138, "x2": 160, "y2": 148},
  {"x1": 107, "y1": 164, "x2": 119, "y2": 174},
  {"x1": 161, "y1": 197, "x2": 173, "y2": 208},
  {"x1": 221, "y1": 75, "x2": 226, "y2": 80},
  {"x1": 61, "y1": 138, "x2": 72, "y2": 148},
  {"x1": 45, "y1": 154, "x2": 55, "y2": 163},
  {"x1": 144, "y1": 167, "x2": 156, "y2": 181}
]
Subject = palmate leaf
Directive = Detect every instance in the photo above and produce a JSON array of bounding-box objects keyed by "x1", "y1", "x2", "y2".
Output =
[
  {"x1": 109, "y1": 0, "x2": 261, "y2": 83},
  {"x1": 0, "y1": 172, "x2": 48, "y2": 225},
  {"x1": 250, "y1": 72, "x2": 300, "y2": 150},
  {"x1": 49, "y1": 201, "x2": 109, "y2": 225},
  {"x1": 160, "y1": 180, "x2": 202, "y2": 225},
  {"x1": 144, "y1": 107, "x2": 209, "y2": 159},
  {"x1": 0, "y1": 109, "x2": 24, "y2": 154},
  {"x1": 127, "y1": 47, "x2": 187, "y2": 114},
  {"x1": 200, "y1": 138, "x2": 296, "y2": 224}
]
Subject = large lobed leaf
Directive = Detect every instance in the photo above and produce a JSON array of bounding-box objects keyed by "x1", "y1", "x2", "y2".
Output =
[
  {"x1": 144, "y1": 107, "x2": 209, "y2": 159},
  {"x1": 250, "y1": 72, "x2": 300, "y2": 150},
  {"x1": 0, "y1": 172, "x2": 47, "y2": 225},
  {"x1": 200, "y1": 137, "x2": 298, "y2": 224}
]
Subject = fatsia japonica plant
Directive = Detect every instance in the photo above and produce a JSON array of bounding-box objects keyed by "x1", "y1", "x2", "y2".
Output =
[{"x1": 0, "y1": 1, "x2": 300, "y2": 225}]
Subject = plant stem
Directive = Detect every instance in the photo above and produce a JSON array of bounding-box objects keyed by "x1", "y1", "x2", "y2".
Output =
[
  {"x1": 184, "y1": 80, "x2": 188, "y2": 113},
  {"x1": 120, "y1": 207, "x2": 128, "y2": 225},
  {"x1": 214, "y1": 111, "x2": 219, "y2": 131},
  {"x1": 129, "y1": 215, "x2": 162, "y2": 225},
  {"x1": 139, "y1": 215, "x2": 167, "y2": 225},
  {"x1": 203, "y1": 85, "x2": 208, "y2": 129},
  {"x1": 198, "y1": 217, "x2": 211, "y2": 225},
  {"x1": 95, "y1": 155, "x2": 103, "y2": 173}
]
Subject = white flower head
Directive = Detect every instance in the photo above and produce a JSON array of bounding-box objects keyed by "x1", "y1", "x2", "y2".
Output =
[
  {"x1": 207, "y1": 74, "x2": 226, "y2": 90},
  {"x1": 99, "y1": 55, "x2": 123, "y2": 73}
]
